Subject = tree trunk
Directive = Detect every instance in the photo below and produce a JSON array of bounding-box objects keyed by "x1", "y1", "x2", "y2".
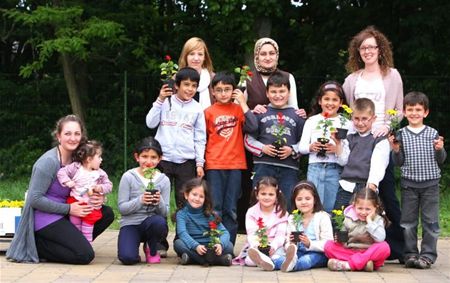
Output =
[
  {"x1": 60, "y1": 53, "x2": 85, "y2": 122},
  {"x1": 246, "y1": 17, "x2": 273, "y2": 68}
]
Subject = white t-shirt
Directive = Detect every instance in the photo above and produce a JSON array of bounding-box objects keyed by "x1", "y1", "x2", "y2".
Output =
[{"x1": 354, "y1": 73, "x2": 386, "y2": 130}]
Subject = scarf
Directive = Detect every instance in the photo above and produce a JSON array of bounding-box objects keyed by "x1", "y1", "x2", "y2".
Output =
[
  {"x1": 197, "y1": 68, "x2": 213, "y2": 109},
  {"x1": 254, "y1": 38, "x2": 280, "y2": 75}
]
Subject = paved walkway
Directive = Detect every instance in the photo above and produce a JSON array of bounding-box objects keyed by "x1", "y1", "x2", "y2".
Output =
[{"x1": 1, "y1": 230, "x2": 449, "y2": 282}]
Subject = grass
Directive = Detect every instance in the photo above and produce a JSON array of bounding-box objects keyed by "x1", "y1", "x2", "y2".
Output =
[{"x1": 1, "y1": 175, "x2": 449, "y2": 236}]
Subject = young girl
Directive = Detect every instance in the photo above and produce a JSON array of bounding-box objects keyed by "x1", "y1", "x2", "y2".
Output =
[
  {"x1": 57, "y1": 140, "x2": 113, "y2": 244},
  {"x1": 298, "y1": 81, "x2": 352, "y2": 213},
  {"x1": 234, "y1": 176, "x2": 288, "y2": 270},
  {"x1": 178, "y1": 37, "x2": 214, "y2": 109},
  {"x1": 324, "y1": 187, "x2": 391, "y2": 271},
  {"x1": 273, "y1": 181, "x2": 333, "y2": 272},
  {"x1": 174, "y1": 178, "x2": 233, "y2": 266},
  {"x1": 117, "y1": 137, "x2": 170, "y2": 265}
]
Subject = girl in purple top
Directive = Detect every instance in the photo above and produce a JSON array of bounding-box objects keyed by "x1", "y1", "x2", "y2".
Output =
[{"x1": 6, "y1": 115, "x2": 114, "y2": 263}]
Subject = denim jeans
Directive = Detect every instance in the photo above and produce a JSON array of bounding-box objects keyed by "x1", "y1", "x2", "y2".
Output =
[
  {"x1": 273, "y1": 244, "x2": 327, "y2": 271},
  {"x1": 307, "y1": 162, "x2": 342, "y2": 213},
  {"x1": 401, "y1": 185, "x2": 440, "y2": 262},
  {"x1": 206, "y1": 169, "x2": 242, "y2": 245},
  {"x1": 173, "y1": 239, "x2": 234, "y2": 265}
]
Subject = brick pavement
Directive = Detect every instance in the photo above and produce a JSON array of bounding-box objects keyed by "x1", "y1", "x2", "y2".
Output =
[{"x1": 1, "y1": 230, "x2": 449, "y2": 282}]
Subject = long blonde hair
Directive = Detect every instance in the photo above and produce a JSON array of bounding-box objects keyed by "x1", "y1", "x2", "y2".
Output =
[{"x1": 178, "y1": 37, "x2": 214, "y2": 73}]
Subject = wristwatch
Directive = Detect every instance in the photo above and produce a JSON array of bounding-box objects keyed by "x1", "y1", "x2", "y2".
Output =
[{"x1": 290, "y1": 146, "x2": 296, "y2": 157}]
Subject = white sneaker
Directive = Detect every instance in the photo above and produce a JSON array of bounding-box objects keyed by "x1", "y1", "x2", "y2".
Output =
[
  {"x1": 281, "y1": 244, "x2": 298, "y2": 272},
  {"x1": 248, "y1": 248, "x2": 274, "y2": 271}
]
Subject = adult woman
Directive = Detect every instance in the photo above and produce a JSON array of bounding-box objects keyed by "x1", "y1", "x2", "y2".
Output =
[
  {"x1": 342, "y1": 26, "x2": 404, "y2": 262},
  {"x1": 6, "y1": 115, "x2": 114, "y2": 263},
  {"x1": 178, "y1": 37, "x2": 215, "y2": 109}
]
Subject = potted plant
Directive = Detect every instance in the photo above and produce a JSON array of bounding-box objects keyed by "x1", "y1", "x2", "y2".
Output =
[
  {"x1": 316, "y1": 112, "x2": 335, "y2": 158},
  {"x1": 143, "y1": 164, "x2": 159, "y2": 209},
  {"x1": 0, "y1": 199, "x2": 24, "y2": 236},
  {"x1": 290, "y1": 209, "x2": 304, "y2": 243},
  {"x1": 272, "y1": 112, "x2": 288, "y2": 151},
  {"x1": 386, "y1": 109, "x2": 402, "y2": 143},
  {"x1": 331, "y1": 206, "x2": 348, "y2": 243},
  {"x1": 255, "y1": 217, "x2": 271, "y2": 256},
  {"x1": 160, "y1": 54, "x2": 178, "y2": 90},
  {"x1": 234, "y1": 65, "x2": 252, "y2": 91},
  {"x1": 203, "y1": 220, "x2": 223, "y2": 264},
  {"x1": 336, "y1": 104, "x2": 353, "y2": 139}
]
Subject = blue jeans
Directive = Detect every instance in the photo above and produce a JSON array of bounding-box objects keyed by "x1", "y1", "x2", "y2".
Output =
[
  {"x1": 252, "y1": 163, "x2": 299, "y2": 211},
  {"x1": 401, "y1": 185, "x2": 440, "y2": 262},
  {"x1": 273, "y1": 244, "x2": 327, "y2": 271},
  {"x1": 307, "y1": 162, "x2": 342, "y2": 213},
  {"x1": 206, "y1": 169, "x2": 241, "y2": 245},
  {"x1": 117, "y1": 215, "x2": 168, "y2": 265},
  {"x1": 173, "y1": 239, "x2": 234, "y2": 265}
]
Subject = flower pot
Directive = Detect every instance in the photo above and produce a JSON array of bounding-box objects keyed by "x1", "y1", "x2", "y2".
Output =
[
  {"x1": 334, "y1": 230, "x2": 348, "y2": 243},
  {"x1": 145, "y1": 188, "x2": 159, "y2": 206},
  {"x1": 389, "y1": 130, "x2": 401, "y2": 144},
  {"x1": 291, "y1": 231, "x2": 303, "y2": 243},
  {"x1": 163, "y1": 78, "x2": 175, "y2": 90},
  {"x1": 0, "y1": 207, "x2": 22, "y2": 236},
  {"x1": 335, "y1": 128, "x2": 348, "y2": 140},
  {"x1": 258, "y1": 245, "x2": 271, "y2": 257},
  {"x1": 238, "y1": 86, "x2": 246, "y2": 92},
  {"x1": 204, "y1": 247, "x2": 217, "y2": 264},
  {"x1": 316, "y1": 137, "x2": 329, "y2": 159}
]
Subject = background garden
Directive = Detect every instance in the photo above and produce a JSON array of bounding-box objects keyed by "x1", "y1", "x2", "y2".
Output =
[{"x1": 0, "y1": 0, "x2": 449, "y2": 234}]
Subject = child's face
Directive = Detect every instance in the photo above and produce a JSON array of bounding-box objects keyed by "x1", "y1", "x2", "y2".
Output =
[
  {"x1": 352, "y1": 109, "x2": 375, "y2": 134},
  {"x1": 294, "y1": 189, "x2": 315, "y2": 215},
  {"x1": 87, "y1": 150, "x2": 103, "y2": 170},
  {"x1": 184, "y1": 186, "x2": 205, "y2": 209},
  {"x1": 134, "y1": 149, "x2": 162, "y2": 170},
  {"x1": 354, "y1": 198, "x2": 377, "y2": 221},
  {"x1": 212, "y1": 82, "x2": 233, "y2": 104},
  {"x1": 404, "y1": 103, "x2": 428, "y2": 128},
  {"x1": 256, "y1": 185, "x2": 277, "y2": 209},
  {"x1": 175, "y1": 79, "x2": 198, "y2": 101},
  {"x1": 187, "y1": 48, "x2": 205, "y2": 72},
  {"x1": 266, "y1": 85, "x2": 289, "y2": 108},
  {"x1": 319, "y1": 91, "x2": 342, "y2": 117}
]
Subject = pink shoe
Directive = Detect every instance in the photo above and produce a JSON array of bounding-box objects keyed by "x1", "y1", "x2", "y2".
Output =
[{"x1": 144, "y1": 245, "x2": 161, "y2": 264}]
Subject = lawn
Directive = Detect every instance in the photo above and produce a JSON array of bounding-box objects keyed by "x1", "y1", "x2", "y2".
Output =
[{"x1": 1, "y1": 175, "x2": 449, "y2": 236}]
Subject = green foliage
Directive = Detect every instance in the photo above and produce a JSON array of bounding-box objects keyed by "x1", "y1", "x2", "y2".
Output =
[{"x1": 0, "y1": 137, "x2": 44, "y2": 179}]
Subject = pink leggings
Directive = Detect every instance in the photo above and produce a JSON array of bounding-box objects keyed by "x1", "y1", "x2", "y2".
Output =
[{"x1": 324, "y1": 240, "x2": 390, "y2": 270}]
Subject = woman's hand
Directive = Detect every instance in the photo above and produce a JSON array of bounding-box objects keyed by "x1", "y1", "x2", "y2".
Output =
[
  {"x1": 69, "y1": 202, "x2": 93, "y2": 217},
  {"x1": 196, "y1": 244, "x2": 207, "y2": 255},
  {"x1": 252, "y1": 104, "x2": 268, "y2": 114},
  {"x1": 295, "y1": 108, "x2": 307, "y2": 119},
  {"x1": 372, "y1": 124, "x2": 390, "y2": 137},
  {"x1": 214, "y1": 244, "x2": 223, "y2": 255}
]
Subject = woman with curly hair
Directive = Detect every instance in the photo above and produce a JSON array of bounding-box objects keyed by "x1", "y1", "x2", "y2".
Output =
[{"x1": 341, "y1": 25, "x2": 404, "y2": 263}]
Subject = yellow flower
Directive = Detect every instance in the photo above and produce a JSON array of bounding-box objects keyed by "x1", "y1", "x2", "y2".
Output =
[
  {"x1": 386, "y1": 109, "x2": 397, "y2": 116},
  {"x1": 0, "y1": 200, "x2": 25, "y2": 208}
]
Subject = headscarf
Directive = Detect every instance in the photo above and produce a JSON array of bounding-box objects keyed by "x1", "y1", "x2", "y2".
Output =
[{"x1": 254, "y1": 38, "x2": 280, "y2": 75}]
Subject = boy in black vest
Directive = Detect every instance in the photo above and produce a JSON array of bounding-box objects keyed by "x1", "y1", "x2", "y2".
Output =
[{"x1": 333, "y1": 98, "x2": 390, "y2": 209}]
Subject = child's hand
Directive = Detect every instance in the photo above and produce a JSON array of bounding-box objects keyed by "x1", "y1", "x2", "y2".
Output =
[
  {"x1": 295, "y1": 108, "x2": 307, "y2": 119},
  {"x1": 434, "y1": 136, "x2": 444, "y2": 150},
  {"x1": 388, "y1": 133, "x2": 401, "y2": 152},
  {"x1": 196, "y1": 166, "x2": 204, "y2": 178},
  {"x1": 277, "y1": 145, "x2": 294, "y2": 160},
  {"x1": 269, "y1": 247, "x2": 275, "y2": 256},
  {"x1": 141, "y1": 192, "x2": 153, "y2": 205},
  {"x1": 158, "y1": 84, "x2": 174, "y2": 100},
  {"x1": 262, "y1": 144, "x2": 278, "y2": 157},
  {"x1": 232, "y1": 89, "x2": 245, "y2": 104},
  {"x1": 64, "y1": 180, "x2": 75, "y2": 188},
  {"x1": 366, "y1": 210, "x2": 376, "y2": 223},
  {"x1": 89, "y1": 185, "x2": 103, "y2": 196},
  {"x1": 252, "y1": 104, "x2": 267, "y2": 114},
  {"x1": 309, "y1": 141, "x2": 323, "y2": 153},
  {"x1": 89, "y1": 193, "x2": 106, "y2": 207},
  {"x1": 214, "y1": 244, "x2": 223, "y2": 255},
  {"x1": 299, "y1": 234, "x2": 310, "y2": 248},
  {"x1": 196, "y1": 245, "x2": 207, "y2": 255}
]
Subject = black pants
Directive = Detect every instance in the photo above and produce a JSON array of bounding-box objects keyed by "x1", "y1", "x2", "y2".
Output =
[
  {"x1": 159, "y1": 159, "x2": 196, "y2": 208},
  {"x1": 35, "y1": 205, "x2": 114, "y2": 264}
]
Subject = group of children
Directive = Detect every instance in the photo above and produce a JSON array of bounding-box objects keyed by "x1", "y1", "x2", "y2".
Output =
[{"x1": 60, "y1": 64, "x2": 446, "y2": 272}]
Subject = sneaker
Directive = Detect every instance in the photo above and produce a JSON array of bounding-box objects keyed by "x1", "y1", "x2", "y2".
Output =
[
  {"x1": 148, "y1": 253, "x2": 161, "y2": 264},
  {"x1": 364, "y1": 260, "x2": 374, "y2": 272},
  {"x1": 328, "y1": 259, "x2": 351, "y2": 271},
  {"x1": 216, "y1": 254, "x2": 232, "y2": 266},
  {"x1": 180, "y1": 253, "x2": 191, "y2": 265},
  {"x1": 415, "y1": 256, "x2": 432, "y2": 269},
  {"x1": 248, "y1": 247, "x2": 274, "y2": 271},
  {"x1": 404, "y1": 255, "x2": 418, "y2": 268},
  {"x1": 281, "y1": 244, "x2": 298, "y2": 272}
]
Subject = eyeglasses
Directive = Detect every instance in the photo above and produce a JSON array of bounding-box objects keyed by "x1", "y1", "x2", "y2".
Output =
[
  {"x1": 352, "y1": 116, "x2": 374, "y2": 124},
  {"x1": 358, "y1": 45, "x2": 378, "y2": 52},
  {"x1": 213, "y1": 88, "x2": 233, "y2": 94}
]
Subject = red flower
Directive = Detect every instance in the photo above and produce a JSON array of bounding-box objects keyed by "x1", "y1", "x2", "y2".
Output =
[
  {"x1": 209, "y1": 221, "x2": 217, "y2": 230},
  {"x1": 257, "y1": 217, "x2": 265, "y2": 229},
  {"x1": 277, "y1": 112, "x2": 285, "y2": 125},
  {"x1": 247, "y1": 70, "x2": 253, "y2": 77},
  {"x1": 145, "y1": 163, "x2": 154, "y2": 168},
  {"x1": 165, "y1": 55, "x2": 171, "y2": 61},
  {"x1": 323, "y1": 112, "x2": 329, "y2": 119}
]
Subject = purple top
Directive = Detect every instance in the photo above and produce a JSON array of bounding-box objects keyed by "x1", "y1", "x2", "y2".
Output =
[{"x1": 34, "y1": 178, "x2": 70, "y2": 231}]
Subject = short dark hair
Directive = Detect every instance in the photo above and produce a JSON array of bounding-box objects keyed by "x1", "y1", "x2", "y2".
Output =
[
  {"x1": 134, "y1": 136, "x2": 163, "y2": 157},
  {"x1": 266, "y1": 71, "x2": 290, "y2": 91},
  {"x1": 175, "y1": 67, "x2": 200, "y2": 86},
  {"x1": 211, "y1": 71, "x2": 236, "y2": 89},
  {"x1": 353, "y1": 97, "x2": 375, "y2": 115},
  {"x1": 404, "y1": 91, "x2": 429, "y2": 111}
]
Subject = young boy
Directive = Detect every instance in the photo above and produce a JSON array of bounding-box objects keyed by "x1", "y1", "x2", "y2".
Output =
[
  {"x1": 388, "y1": 91, "x2": 446, "y2": 269},
  {"x1": 204, "y1": 72, "x2": 257, "y2": 245},
  {"x1": 146, "y1": 67, "x2": 206, "y2": 208},
  {"x1": 244, "y1": 71, "x2": 305, "y2": 208},
  {"x1": 333, "y1": 98, "x2": 390, "y2": 210}
]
